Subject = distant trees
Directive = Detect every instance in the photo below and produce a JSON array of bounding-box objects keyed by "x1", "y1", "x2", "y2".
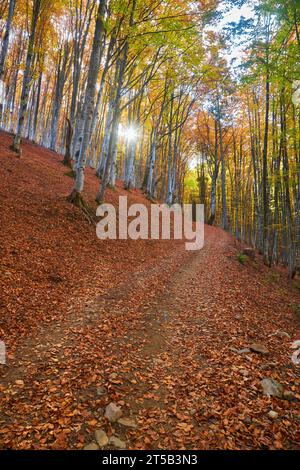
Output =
[
  {"x1": 189, "y1": 0, "x2": 300, "y2": 277},
  {"x1": 0, "y1": 0, "x2": 15, "y2": 123},
  {"x1": 0, "y1": 0, "x2": 205, "y2": 203},
  {"x1": 12, "y1": 0, "x2": 42, "y2": 154}
]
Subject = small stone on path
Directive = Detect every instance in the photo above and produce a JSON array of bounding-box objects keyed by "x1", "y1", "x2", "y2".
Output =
[
  {"x1": 261, "y1": 378, "x2": 283, "y2": 398},
  {"x1": 95, "y1": 429, "x2": 109, "y2": 447},
  {"x1": 84, "y1": 442, "x2": 99, "y2": 450},
  {"x1": 15, "y1": 380, "x2": 24, "y2": 387},
  {"x1": 249, "y1": 343, "x2": 269, "y2": 354},
  {"x1": 109, "y1": 436, "x2": 126, "y2": 449},
  {"x1": 117, "y1": 417, "x2": 137, "y2": 428},
  {"x1": 96, "y1": 386, "x2": 106, "y2": 396},
  {"x1": 105, "y1": 403, "x2": 123, "y2": 422},
  {"x1": 268, "y1": 410, "x2": 278, "y2": 419}
]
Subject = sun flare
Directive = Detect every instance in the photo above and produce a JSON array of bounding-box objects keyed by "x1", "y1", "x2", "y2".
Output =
[{"x1": 119, "y1": 124, "x2": 139, "y2": 143}]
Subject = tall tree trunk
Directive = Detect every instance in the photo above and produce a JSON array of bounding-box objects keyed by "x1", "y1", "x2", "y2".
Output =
[
  {"x1": 12, "y1": 0, "x2": 41, "y2": 154},
  {"x1": 96, "y1": 97, "x2": 113, "y2": 178},
  {"x1": 146, "y1": 130, "x2": 157, "y2": 197},
  {"x1": 280, "y1": 89, "x2": 294, "y2": 277},
  {"x1": 208, "y1": 119, "x2": 219, "y2": 225},
  {"x1": 166, "y1": 91, "x2": 174, "y2": 205},
  {"x1": 96, "y1": 0, "x2": 137, "y2": 203},
  {"x1": 217, "y1": 95, "x2": 228, "y2": 230},
  {"x1": 70, "y1": 0, "x2": 107, "y2": 202},
  {"x1": 50, "y1": 43, "x2": 69, "y2": 151},
  {"x1": 124, "y1": 94, "x2": 143, "y2": 190},
  {"x1": 63, "y1": 118, "x2": 73, "y2": 167},
  {"x1": 32, "y1": 70, "x2": 42, "y2": 141},
  {"x1": 262, "y1": 29, "x2": 271, "y2": 265},
  {"x1": 0, "y1": 0, "x2": 16, "y2": 124}
]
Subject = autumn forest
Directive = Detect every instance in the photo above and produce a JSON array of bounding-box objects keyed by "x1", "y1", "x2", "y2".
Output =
[{"x1": 0, "y1": 0, "x2": 300, "y2": 454}]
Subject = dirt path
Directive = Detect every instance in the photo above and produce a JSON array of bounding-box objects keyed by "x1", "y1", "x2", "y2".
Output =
[{"x1": 0, "y1": 226, "x2": 299, "y2": 450}]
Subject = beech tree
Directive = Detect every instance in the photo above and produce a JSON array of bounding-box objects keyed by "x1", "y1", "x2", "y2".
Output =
[
  {"x1": 0, "y1": 0, "x2": 15, "y2": 124},
  {"x1": 12, "y1": 0, "x2": 42, "y2": 154}
]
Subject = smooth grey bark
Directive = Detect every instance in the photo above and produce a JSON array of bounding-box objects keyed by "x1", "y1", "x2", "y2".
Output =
[
  {"x1": 96, "y1": 56, "x2": 120, "y2": 179},
  {"x1": 90, "y1": 34, "x2": 116, "y2": 140},
  {"x1": 280, "y1": 89, "x2": 294, "y2": 277},
  {"x1": 124, "y1": 138, "x2": 137, "y2": 189},
  {"x1": 270, "y1": 100, "x2": 280, "y2": 265},
  {"x1": 96, "y1": 56, "x2": 125, "y2": 203},
  {"x1": 247, "y1": 94, "x2": 260, "y2": 245},
  {"x1": 169, "y1": 92, "x2": 190, "y2": 203},
  {"x1": 96, "y1": 0, "x2": 137, "y2": 203},
  {"x1": 216, "y1": 95, "x2": 229, "y2": 230},
  {"x1": 259, "y1": 17, "x2": 271, "y2": 264},
  {"x1": 97, "y1": 99, "x2": 113, "y2": 177},
  {"x1": 69, "y1": 0, "x2": 95, "y2": 130},
  {"x1": 50, "y1": 42, "x2": 70, "y2": 150},
  {"x1": 108, "y1": 131, "x2": 118, "y2": 187},
  {"x1": 145, "y1": 80, "x2": 168, "y2": 196},
  {"x1": 124, "y1": 93, "x2": 144, "y2": 190},
  {"x1": 292, "y1": 106, "x2": 300, "y2": 275},
  {"x1": 165, "y1": 89, "x2": 194, "y2": 205},
  {"x1": 146, "y1": 131, "x2": 157, "y2": 196},
  {"x1": 39, "y1": 76, "x2": 50, "y2": 144},
  {"x1": 12, "y1": 0, "x2": 41, "y2": 154},
  {"x1": 96, "y1": 104, "x2": 121, "y2": 202},
  {"x1": 0, "y1": 0, "x2": 16, "y2": 124},
  {"x1": 25, "y1": 82, "x2": 36, "y2": 139},
  {"x1": 262, "y1": 61, "x2": 270, "y2": 264},
  {"x1": 166, "y1": 92, "x2": 174, "y2": 205},
  {"x1": 63, "y1": 118, "x2": 73, "y2": 166},
  {"x1": 0, "y1": 0, "x2": 15, "y2": 77},
  {"x1": 208, "y1": 119, "x2": 219, "y2": 225},
  {"x1": 71, "y1": 0, "x2": 107, "y2": 199},
  {"x1": 31, "y1": 69, "x2": 42, "y2": 140}
]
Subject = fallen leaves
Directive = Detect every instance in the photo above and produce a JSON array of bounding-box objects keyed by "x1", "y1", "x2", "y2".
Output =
[
  {"x1": 14, "y1": 380, "x2": 24, "y2": 388},
  {"x1": 0, "y1": 133, "x2": 300, "y2": 450}
]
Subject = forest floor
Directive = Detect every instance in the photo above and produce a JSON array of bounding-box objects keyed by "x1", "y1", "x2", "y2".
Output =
[{"x1": 0, "y1": 130, "x2": 300, "y2": 450}]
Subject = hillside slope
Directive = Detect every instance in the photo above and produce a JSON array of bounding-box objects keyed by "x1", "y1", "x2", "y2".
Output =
[
  {"x1": 0, "y1": 132, "x2": 299, "y2": 450},
  {"x1": 0, "y1": 130, "x2": 189, "y2": 351}
]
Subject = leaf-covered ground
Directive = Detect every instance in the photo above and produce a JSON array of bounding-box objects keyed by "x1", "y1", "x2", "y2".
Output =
[{"x1": 0, "y1": 131, "x2": 299, "y2": 449}]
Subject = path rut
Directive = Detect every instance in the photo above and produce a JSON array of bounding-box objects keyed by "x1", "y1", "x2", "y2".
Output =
[{"x1": 1, "y1": 226, "x2": 299, "y2": 450}]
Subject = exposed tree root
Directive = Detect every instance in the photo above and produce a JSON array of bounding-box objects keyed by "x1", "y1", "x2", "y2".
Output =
[
  {"x1": 207, "y1": 214, "x2": 215, "y2": 226},
  {"x1": 146, "y1": 195, "x2": 157, "y2": 204},
  {"x1": 64, "y1": 169, "x2": 76, "y2": 179},
  {"x1": 67, "y1": 190, "x2": 96, "y2": 225},
  {"x1": 291, "y1": 266, "x2": 299, "y2": 279},
  {"x1": 62, "y1": 158, "x2": 73, "y2": 168},
  {"x1": 124, "y1": 182, "x2": 131, "y2": 191}
]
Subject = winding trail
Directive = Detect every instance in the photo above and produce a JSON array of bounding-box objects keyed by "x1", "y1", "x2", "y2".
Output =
[{"x1": 1, "y1": 224, "x2": 299, "y2": 450}]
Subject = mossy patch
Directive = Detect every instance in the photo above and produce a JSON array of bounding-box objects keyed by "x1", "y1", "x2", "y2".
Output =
[{"x1": 237, "y1": 253, "x2": 248, "y2": 264}]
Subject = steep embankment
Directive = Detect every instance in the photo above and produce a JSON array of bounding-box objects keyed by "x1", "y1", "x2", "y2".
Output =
[
  {"x1": 0, "y1": 130, "x2": 190, "y2": 351},
  {"x1": 0, "y1": 132, "x2": 299, "y2": 450}
]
